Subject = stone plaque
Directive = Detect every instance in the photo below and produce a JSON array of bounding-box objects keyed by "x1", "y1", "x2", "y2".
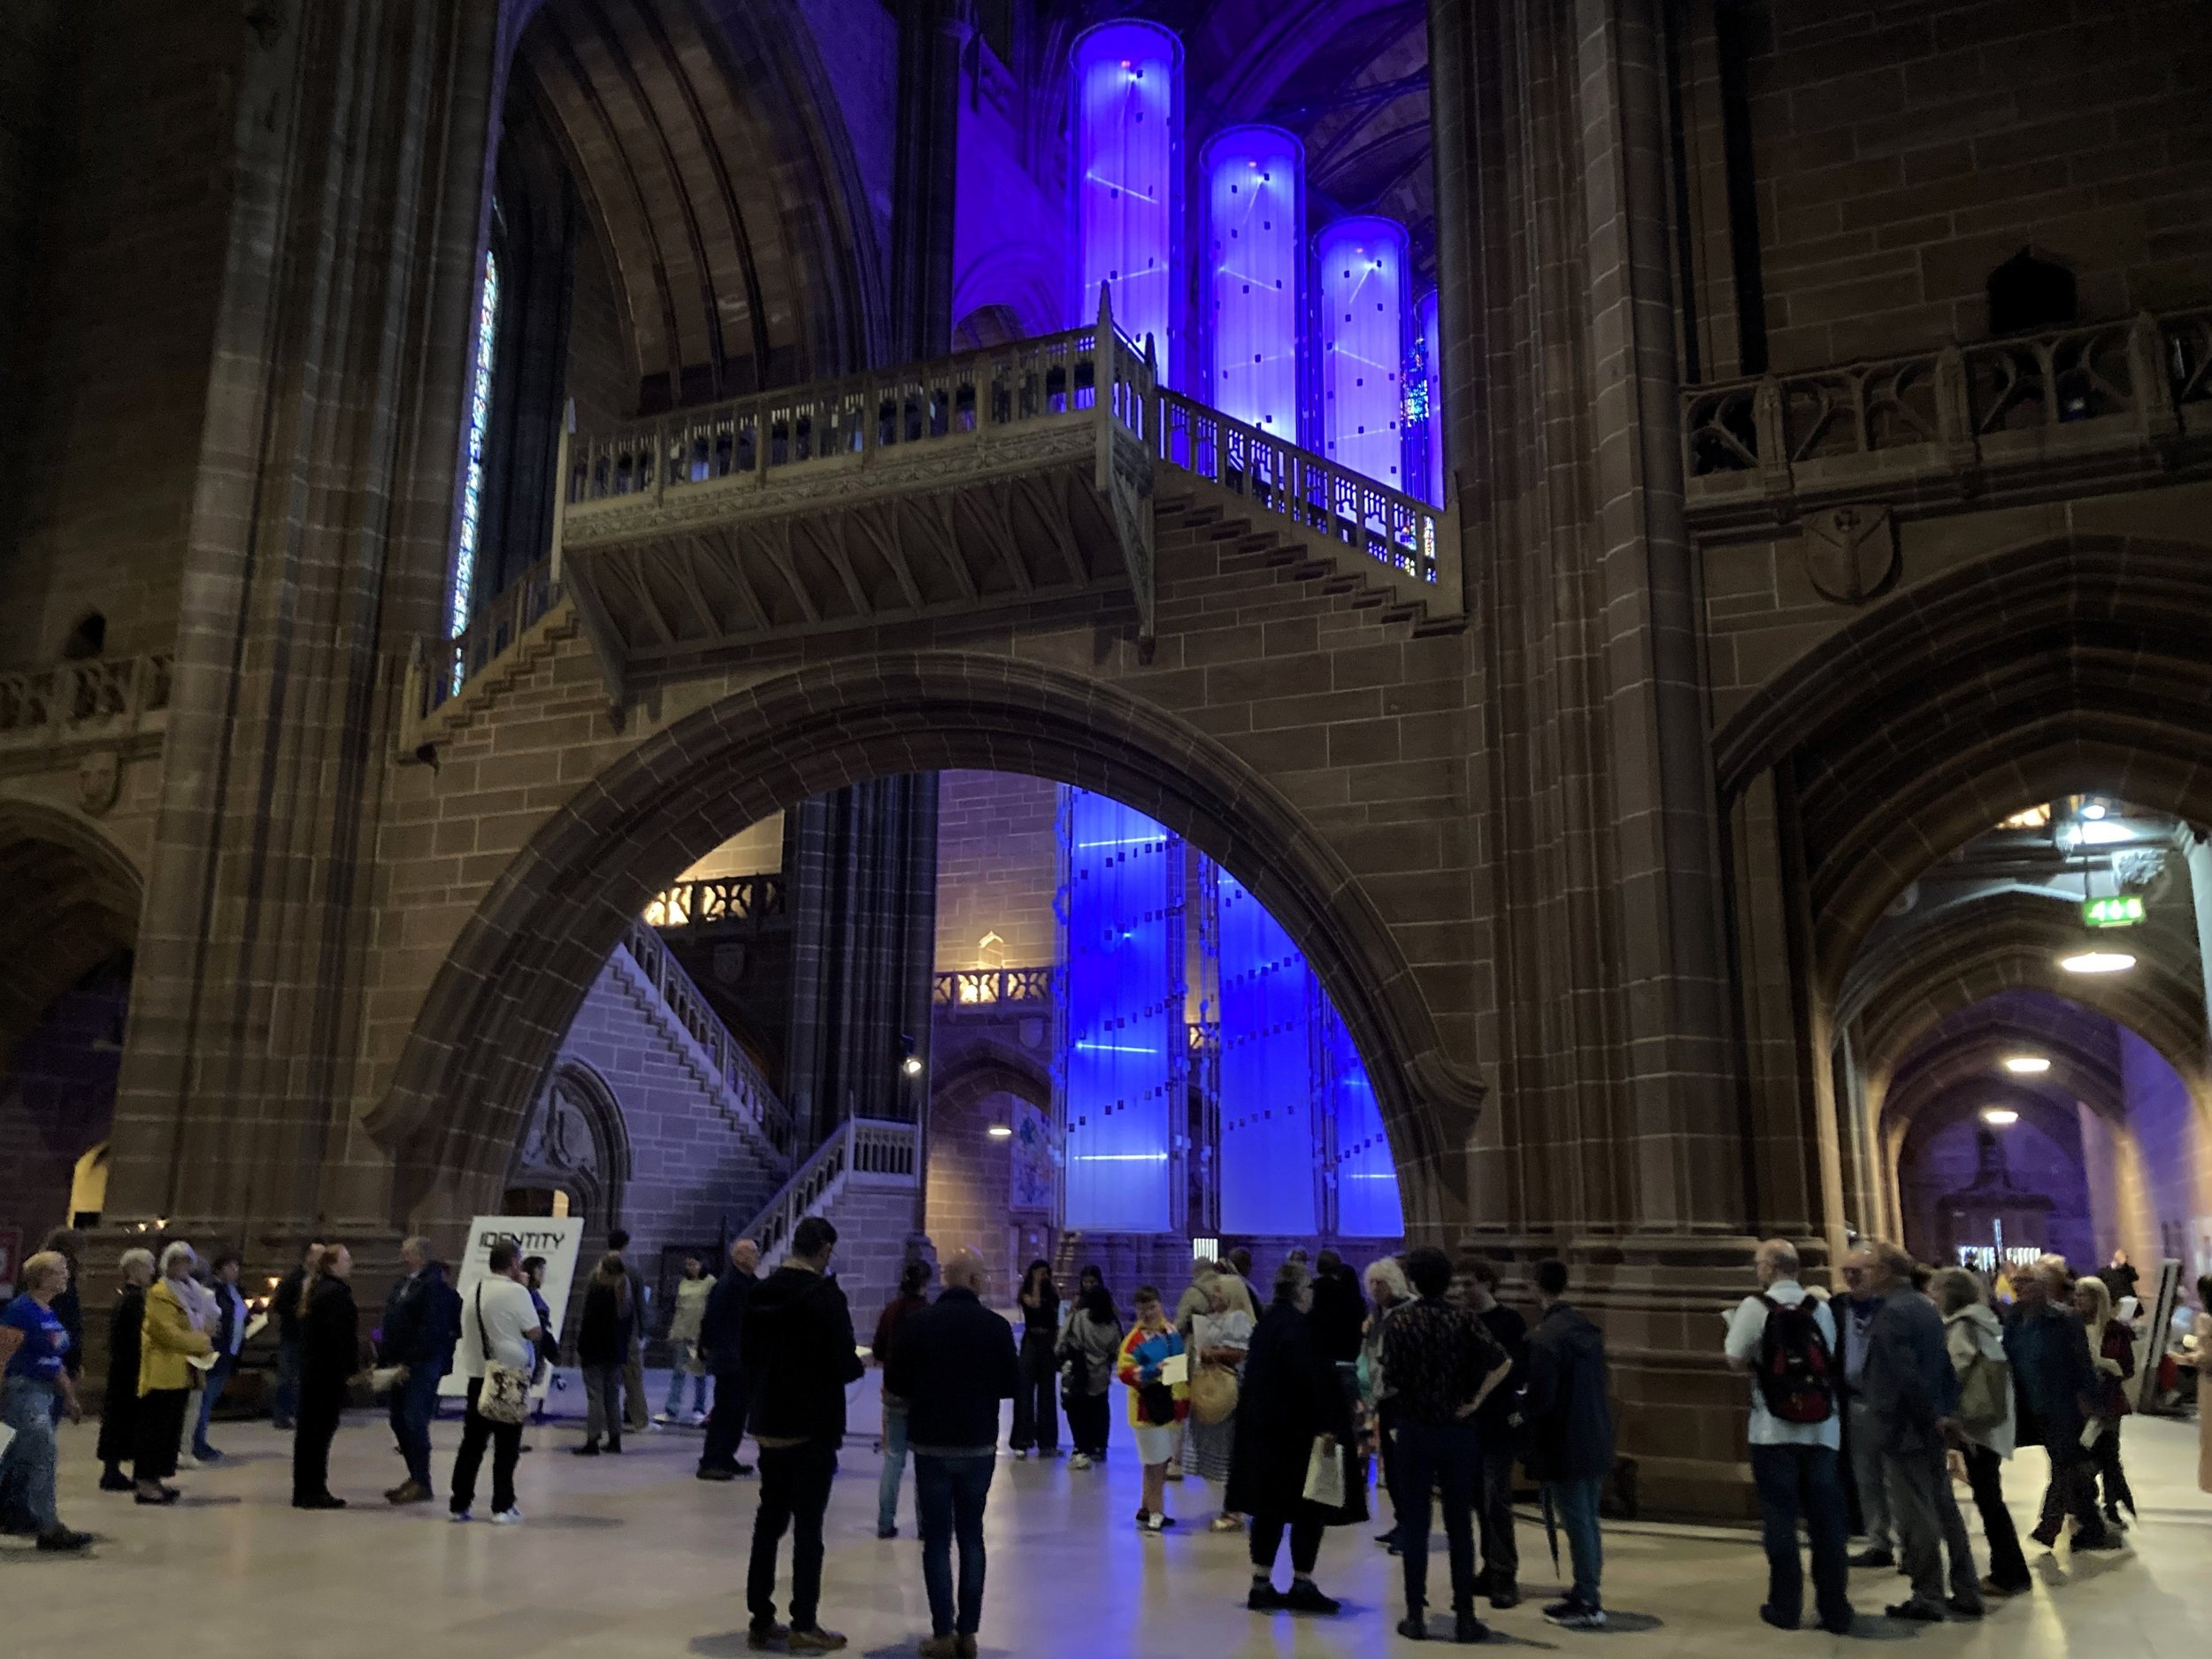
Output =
[{"x1": 1801, "y1": 504, "x2": 1899, "y2": 605}]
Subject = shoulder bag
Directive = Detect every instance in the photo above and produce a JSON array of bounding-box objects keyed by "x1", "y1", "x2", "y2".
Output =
[{"x1": 474, "y1": 1283, "x2": 532, "y2": 1425}]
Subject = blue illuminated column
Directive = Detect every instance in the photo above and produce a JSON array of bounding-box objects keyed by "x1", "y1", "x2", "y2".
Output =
[
  {"x1": 1070, "y1": 20, "x2": 1182, "y2": 385},
  {"x1": 1319, "y1": 994, "x2": 1405, "y2": 1237},
  {"x1": 1215, "y1": 872, "x2": 1319, "y2": 1236},
  {"x1": 1416, "y1": 288, "x2": 1444, "y2": 505},
  {"x1": 1317, "y1": 216, "x2": 1409, "y2": 491},
  {"x1": 1057, "y1": 789, "x2": 1184, "y2": 1233},
  {"x1": 1202, "y1": 125, "x2": 1303, "y2": 438}
]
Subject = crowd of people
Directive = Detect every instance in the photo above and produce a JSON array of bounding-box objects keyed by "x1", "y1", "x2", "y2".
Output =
[{"x1": 3, "y1": 1216, "x2": 2206, "y2": 1655}]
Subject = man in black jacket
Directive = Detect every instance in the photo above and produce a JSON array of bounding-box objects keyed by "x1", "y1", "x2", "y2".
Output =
[
  {"x1": 1523, "y1": 1259, "x2": 1614, "y2": 1631},
  {"x1": 270, "y1": 1240, "x2": 325, "y2": 1430},
  {"x1": 379, "y1": 1236, "x2": 454, "y2": 1504},
  {"x1": 2007, "y1": 1259, "x2": 2123, "y2": 1554},
  {"x1": 743, "y1": 1217, "x2": 864, "y2": 1654},
  {"x1": 698, "y1": 1237, "x2": 760, "y2": 1480},
  {"x1": 1463, "y1": 1257, "x2": 1530, "y2": 1608},
  {"x1": 1308, "y1": 1249, "x2": 1368, "y2": 1366},
  {"x1": 887, "y1": 1248, "x2": 1019, "y2": 1659}
]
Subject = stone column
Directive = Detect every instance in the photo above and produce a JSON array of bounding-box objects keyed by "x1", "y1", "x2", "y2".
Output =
[
  {"x1": 102, "y1": 0, "x2": 497, "y2": 1275},
  {"x1": 784, "y1": 776, "x2": 941, "y2": 1167},
  {"x1": 887, "y1": 0, "x2": 972, "y2": 362}
]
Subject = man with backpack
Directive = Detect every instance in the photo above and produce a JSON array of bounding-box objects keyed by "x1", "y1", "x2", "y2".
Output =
[{"x1": 1724, "y1": 1239, "x2": 1854, "y2": 1635}]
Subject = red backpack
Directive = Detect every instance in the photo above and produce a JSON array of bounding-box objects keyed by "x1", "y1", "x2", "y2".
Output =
[{"x1": 1755, "y1": 1294, "x2": 1837, "y2": 1425}]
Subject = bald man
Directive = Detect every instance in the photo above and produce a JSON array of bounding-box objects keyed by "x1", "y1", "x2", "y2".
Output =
[{"x1": 886, "y1": 1250, "x2": 1020, "y2": 1657}]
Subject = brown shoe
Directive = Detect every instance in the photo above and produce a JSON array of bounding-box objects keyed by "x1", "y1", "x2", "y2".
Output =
[
  {"x1": 386, "y1": 1480, "x2": 433, "y2": 1505},
  {"x1": 788, "y1": 1630, "x2": 849, "y2": 1654},
  {"x1": 918, "y1": 1639, "x2": 960, "y2": 1659}
]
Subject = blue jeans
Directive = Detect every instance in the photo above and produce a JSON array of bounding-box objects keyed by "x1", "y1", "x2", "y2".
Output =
[
  {"x1": 878, "y1": 1401, "x2": 910, "y2": 1532},
  {"x1": 192, "y1": 1355, "x2": 238, "y2": 1455},
  {"x1": 663, "y1": 1357, "x2": 708, "y2": 1417},
  {"x1": 915, "y1": 1453, "x2": 996, "y2": 1637},
  {"x1": 273, "y1": 1337, "x2": 302, "y2": 1425},
  {"x1": 1749, "y1": 1442, "x2": 1852, "y2": 1629},
  {"x1": 388, "y1": 1362, "x2": 442, "y2": 1488},
  {"x1": 0, "y1": 1376, "x2": 60, "y2": 1532},
  {"x1": 1547, "y1": 1477, "x2": 1604, "y2": 1609}
]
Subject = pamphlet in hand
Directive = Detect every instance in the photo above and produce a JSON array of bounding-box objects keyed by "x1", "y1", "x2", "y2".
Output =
[{"x1": 1158, "y1": 1352, "x2": 1188, "y2": 1386}]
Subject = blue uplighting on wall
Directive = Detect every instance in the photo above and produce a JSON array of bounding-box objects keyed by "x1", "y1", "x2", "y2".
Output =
[
  {"x1": 1318, "y1": 216, "x2": 1409, "y2": 491},
  {"x1": 1071, "y1": 20, "x2": 1181, "y2": 385},
  {"x1": 1322, "y1": 995, "x2": 1404, "y2": 1238},
  {"x1": 1202, "y1": 125, "x2": 1303, "y2": 440},
  {"x1": 1416, "y1": 288, "x2": 1443, "y2": 506},
  {"x1": 1216, "y1": 872, "x2": 1318, "y2": 1235},
  {"x1": 1057, "y1": 788, "x2": 1184, "y2": 1232}
]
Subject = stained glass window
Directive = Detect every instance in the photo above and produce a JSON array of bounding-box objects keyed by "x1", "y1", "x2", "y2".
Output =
[{"x1": 450, "y1": 245, "x2": 500, "y2": 641}]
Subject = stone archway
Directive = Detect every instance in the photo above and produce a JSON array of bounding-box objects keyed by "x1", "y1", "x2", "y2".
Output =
[{"x1": 370, "y1": 652, "x2": 1480, "y2": 1234}]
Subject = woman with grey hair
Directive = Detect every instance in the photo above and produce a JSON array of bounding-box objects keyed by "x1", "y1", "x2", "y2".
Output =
[
  {"x1": 134, "y1": 1241, "x2": 212, "y2": 1502},
  {"x1": 1934, "y1": 1268, "x2": 2026, "y2": 1597},
  {"x1": 1361, "y1": 1255, "x2": 1411, "y2": 1553},
  {"x1": 96, "y1": 1248, "x2": 155, "y2": 1489},
  {"x1": 1186, "y1": 1272, "x2": 1255, "y2": 1531}
]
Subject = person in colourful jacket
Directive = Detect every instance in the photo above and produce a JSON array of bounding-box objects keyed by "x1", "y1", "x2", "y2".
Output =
[{"x1": 1116, "y1": 1286, "x2": 1189, "y2": 1533}]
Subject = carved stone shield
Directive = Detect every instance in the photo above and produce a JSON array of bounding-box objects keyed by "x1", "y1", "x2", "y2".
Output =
[
  {"x1": 78, "y1": 749, "x2": 120, "y2": 816},
  {"x1": 1801, "y1": 504, "x2": 1899, "y2": 605}
]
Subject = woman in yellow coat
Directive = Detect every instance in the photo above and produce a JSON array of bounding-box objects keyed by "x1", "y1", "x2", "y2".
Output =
[{"x1": 134, "y1": 1242, "x2": 212, "y2": 1503}]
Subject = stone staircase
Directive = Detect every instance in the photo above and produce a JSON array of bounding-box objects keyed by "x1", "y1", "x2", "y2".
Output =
[{"x1": 736, "y1": 1115, "x2": 922, "y2": 1322}]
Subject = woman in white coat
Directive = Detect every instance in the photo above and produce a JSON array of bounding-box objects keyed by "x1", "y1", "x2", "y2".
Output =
[{"x1": 1936, "y1": 1269, "x2": 2028, "y2": 1597}]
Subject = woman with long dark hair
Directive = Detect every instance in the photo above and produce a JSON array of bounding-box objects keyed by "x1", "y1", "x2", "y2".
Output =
[
  {"x1": 293, "y1": 1244, "x2": 362, "y2": 1509},
  {"x1": 575, "y1": 1251, "x2": 634, "y2": 1455},
  {"x1": 1057, "y1": 1265, "x2": 1122, "y2": 1469},
  {"x1": 1010, "y1": 1259, "x2": 1061, "y2": 1459},
  {"x1": 874, "y1": 1257, "x2": 934, "y2": 1538}
]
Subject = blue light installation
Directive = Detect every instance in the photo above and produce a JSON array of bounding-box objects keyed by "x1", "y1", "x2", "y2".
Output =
[
  {"x1": 1216, "y1": 872, "x2": 1319, "y2": 1234},
  {"x1": 1321, "y1": 994, "x2": 1404, "y2": 1237},
  {"x1": 1318, "y1": 216, "x2": 1409, "y2": 491},
  {"x1": 450, "y1": 245, "x2": 500, "y2": 641},
  {"x1": 1057, "y1": 788, "x2": 1185, "y2": 1233},
  {"x1": 1070, "y1": 20, "x2": 1181, "y2": 385},
  {"x1": 1416, "y1": 288, "x2": 1444, "y2": 505},
  {"x1": 1202, "y1": 125, "x2": 1303, "y2": 439}
]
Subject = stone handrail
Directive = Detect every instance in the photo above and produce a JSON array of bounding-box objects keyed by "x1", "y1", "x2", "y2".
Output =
[
  {"x1": 416, "y1": 557, "x2": 562, "y2": 718},
  {"x1": 740, "y1": 1115, "x2": 919, "y2": 1264},
  {"x1": 933, "y1": 965, "x2": 1055, "y2": 1009},
  {"x1": 0, "y1": 652, "x2": 172, "y2": 750},
  {"x1": 643, "y1": 872, "x2": 786, "y2": 932},
  {"x1": 1681, "y1": 306, "x2": 2212, "y2": 519},
  {"x1": 618, "y1": 915, "x2": 792, "y2": 1155}
]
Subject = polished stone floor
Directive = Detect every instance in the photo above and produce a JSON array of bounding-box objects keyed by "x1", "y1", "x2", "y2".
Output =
[{"x1": 7, "y1": 1380, "x2": 2208, "y2": 1659}]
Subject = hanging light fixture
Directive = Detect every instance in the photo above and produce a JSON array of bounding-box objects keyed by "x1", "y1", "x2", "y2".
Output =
[
  {"x1": 1982, "y1": 1107, "x2": 2020, "y2": 1126},
  {"x1": 2059, "y1": 949, "x2": 2135, "y2": 974},
  {"x1": 2001, "y1": 1055, "x2": 2051, "y2": 1074},
  {"x1": 987, "y1": 1124, "x2": 1014, "y2": 1140}
]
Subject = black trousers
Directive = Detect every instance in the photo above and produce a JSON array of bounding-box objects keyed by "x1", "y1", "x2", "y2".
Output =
[
  {"x1": 701, "y1": 1369, "x2": 750, "y2": 1471},
  {"x1": 134, "y1": 1388, "x2": 188, "y2": 1482},
  {"x1": 292, "y1": 1386, "x2": 344, "y2": 1503},
  {"x1": 2035, "y1": 1435, "x2": 2108, "y2": 1538},
  {"x1": 1010, "y1": 1333, "x2": 1059, "y2": 1451},
  {"x1": 1962, "y1": 1442, "x2": 2029, "y2": 1591},
  {"x1": 1250, "y1": 1511, "x2": 1324, "y2": 1577},
  {"x1": 1476, "y1": 1443, "x2": 1519, "y2": 1584},
  {"x1": 749, "y1": 1442, "x2": 838, "y2": 1630},
  {"x1": 449, "y1": 1377, "x2": 523, "y2": 1516},
  {"x1": 1397, "y1": 1419, "x2": 1482, "y2": 1615},
  {"x1": 1065, "y1": 1389, "x2": 1110, "y2": 1458}
]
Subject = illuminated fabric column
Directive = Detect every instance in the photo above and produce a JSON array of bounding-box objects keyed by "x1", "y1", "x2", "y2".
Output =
[
  {"x1": 1202, "y1": 125, "x2": 1303, "y2": 438},
  {"x1": 1057, "y1": 789, "x2": 1184, "y2": 1233},
  {"x1": 1070, "y1": 20, "x2": 1182, "y2": 385},
  {"x1": 1320, "y1": 995, "x2": 1405, "y2": 1237},
  {"x1": 1317, "y1": 216, "x2": 1409, "y2": 491},
  {"x1": 1416, "y1": 288, "x2": 1444, "y2": 505},
  {"x1": 1216, "y1": 872, "x2": 1318, "y2": 1235}
]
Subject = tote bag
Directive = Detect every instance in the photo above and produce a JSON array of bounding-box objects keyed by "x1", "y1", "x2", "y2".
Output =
[{"x1": 1302, "y1": 1434, "x2": 1346, "y2": 1509}]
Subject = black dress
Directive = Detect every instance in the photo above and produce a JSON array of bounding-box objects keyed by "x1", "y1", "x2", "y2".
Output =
[
  {"x1": 292, "y1": 1276, "x2": 359, "y2": 1504},
  {"x1": 96, "y1": 1286, "x2": 145, "y2": 1471},
  {"x1": 1225, "y1": 1302, "x2": 1368, "y2": 1527}
]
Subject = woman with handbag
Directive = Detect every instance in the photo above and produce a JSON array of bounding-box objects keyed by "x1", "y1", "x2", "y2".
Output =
[
  {"x1": 1225, "y1": 1259, "x2": 1365, "y2": 1617},
  {"x1": 1056, "y1": 1267, "x2": 1120, "y2": 1469},
  {"x1": 449, "y1": 1239, "x2": 546, "y2": 1524},
  {"x1": 1186, "y1": 1274, "x2": 1253, "y2": 1532}
]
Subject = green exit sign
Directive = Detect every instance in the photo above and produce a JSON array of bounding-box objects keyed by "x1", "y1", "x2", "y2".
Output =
[{"x1": 2084, "y1": 895, "x2": 2145, "y2": 928}]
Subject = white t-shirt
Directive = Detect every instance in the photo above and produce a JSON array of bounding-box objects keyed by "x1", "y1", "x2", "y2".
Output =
[
  {"x1": 1725, "y1": 1281, "x2": 1841, "y2": 1449},
  {"x1": 457, "y1": 1276, "x2": 541, "y2": 1377}
]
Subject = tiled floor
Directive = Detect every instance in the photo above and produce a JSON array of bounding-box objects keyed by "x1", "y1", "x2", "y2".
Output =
[{"x1": 7, "y1": 1384, "x2": 2208, "y2": 1659}]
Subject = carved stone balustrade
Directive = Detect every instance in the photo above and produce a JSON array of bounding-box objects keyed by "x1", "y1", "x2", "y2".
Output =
[
  {"x1": 0, "y1": 652, "x2": 173, "y2": 772},
  {"x1": 1681, "y1": 306, "x2": 2212, "y2": 540}
]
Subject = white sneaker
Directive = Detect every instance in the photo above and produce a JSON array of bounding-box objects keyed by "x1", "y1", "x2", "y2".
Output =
[
  {"x1": 1014, "y1": 1448, "x2": 1029, "y2": 1460},
  {"x1": 687, "y1": 1410, "x2": 707, "y2": 1426},
  {"x1": 1069, "y1": 1454, "x2": 1093, "y2": 1471},
  {"x1": 449, "y1": 1509, "x2": 472, "y2": 1524},
  {"x1": 653, "y1": 1412, "x2": 674, "y2": 1425},
  {"x1": 491, "y1": 1508, "x2": 524, "y2": 1525},
  {"x1": 178, "y1": 1454, "x2": 202, "y2": 1471}
]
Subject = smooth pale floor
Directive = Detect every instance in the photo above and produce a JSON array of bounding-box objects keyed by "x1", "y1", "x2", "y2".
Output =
[{"x1": 6, "y1": 1377, "x2": 2209, "y2": 1659}]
